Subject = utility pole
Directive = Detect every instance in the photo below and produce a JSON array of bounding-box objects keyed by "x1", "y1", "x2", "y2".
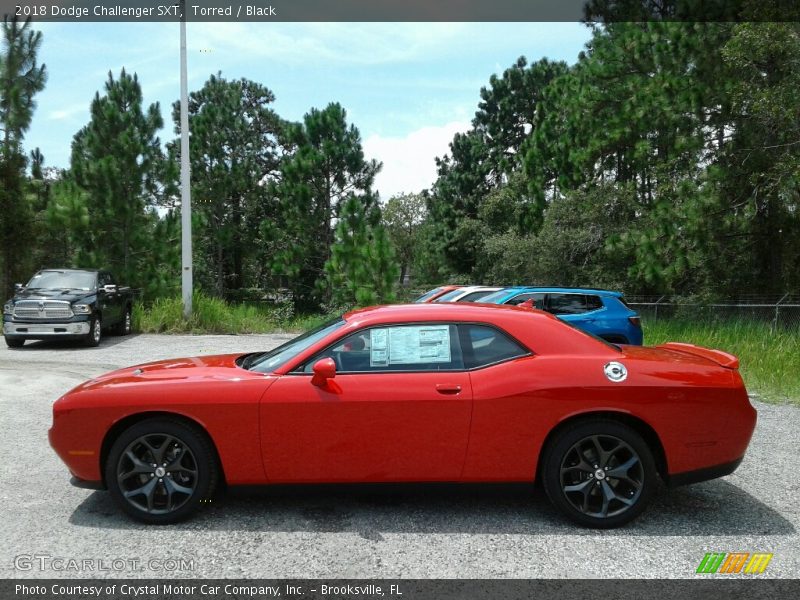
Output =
[{"x1": 179, "y1": 3, "x2": 192, "y2": 318}]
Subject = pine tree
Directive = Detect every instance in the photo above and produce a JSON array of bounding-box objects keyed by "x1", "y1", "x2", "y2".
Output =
[
  {"x1": 0, "y1": 17, "x2": 46, "y2": 296},
  {"x1": 70, "y1": 69, "x2": 165, "y2": 287},
  {"x1": 324, "y1": 197, "x2": 398, "y2": 307},
  {"x1": 171, "y1": 73, "x2": 286, "y2": 297},
  {"x1": 264, "y1": 103, "x2": 382, "y2": 309}
]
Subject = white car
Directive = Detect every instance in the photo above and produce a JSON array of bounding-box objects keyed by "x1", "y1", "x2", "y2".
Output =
[{"x1": 432, "y1": 285, "x2": 503, "y2": 303}]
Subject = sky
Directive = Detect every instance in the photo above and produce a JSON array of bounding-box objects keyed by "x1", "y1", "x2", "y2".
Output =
[{"x1": 27, "y1": 22, "x2": 591, "y2": 200}]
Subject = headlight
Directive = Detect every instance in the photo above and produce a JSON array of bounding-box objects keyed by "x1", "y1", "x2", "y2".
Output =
[
  {"x1": 73, "y1": 304, "x2": 92, "y2": 314},
  {"x1": 3, "y1": 301, "x2": 13, "y2": 315}
]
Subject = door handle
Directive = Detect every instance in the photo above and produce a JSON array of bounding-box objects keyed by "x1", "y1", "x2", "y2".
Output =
[{"x1": 436, "y1": 384, "x2": 462, "y2": 395}]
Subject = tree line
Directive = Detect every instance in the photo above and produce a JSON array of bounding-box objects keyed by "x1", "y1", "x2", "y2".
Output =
[
  {"x1": 0, "y1": 18, "x2": 397, "y2": 310},
  {"x1": 2, "y1": 12, "x2": 798, "y2": 312},
  {"x1": 418, "y1": 18, "x2": 800, "y2": 298}
]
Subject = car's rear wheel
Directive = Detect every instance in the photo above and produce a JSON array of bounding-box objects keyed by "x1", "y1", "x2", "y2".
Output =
[
  {"x1": 5, "y1": 337, "x2": 24, "y2": 348},
  {"x1": 105, "y1": 418, "x2": 219, "y2": 524},
  {"x1": 542, "y1": 420, "x2": 656, "y2": 528},
  {"x1": 115, "y1": 306, "x2": 132, "y2": 335}
]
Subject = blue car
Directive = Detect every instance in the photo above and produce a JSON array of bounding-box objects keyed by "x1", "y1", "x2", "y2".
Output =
[{"x1": 478, "y1": 287, "x2": 643, "y2": 345}]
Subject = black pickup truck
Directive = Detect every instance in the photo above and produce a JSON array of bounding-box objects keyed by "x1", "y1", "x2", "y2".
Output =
[{"x1": 3, "y1": 269, "x2": 135, "y2": 348}]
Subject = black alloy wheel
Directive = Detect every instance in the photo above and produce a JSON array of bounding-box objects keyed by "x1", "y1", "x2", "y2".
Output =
[
  {"x1": 542, "y1": 420, "x2": 656, "y2": 528},
  {"x1": 105, "y1": 419, "x2": 219, "y2": 524}
]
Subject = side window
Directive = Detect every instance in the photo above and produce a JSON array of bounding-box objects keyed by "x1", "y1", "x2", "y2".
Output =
[
  {"x1": 98, "y1": 273, "x2": 109, "y2": 287},
  {"x1": 506, "y1": 292, "x2": 546, "y2": 308},
  {"x1": 547, "y1": 293, "x2": 587, "y2": 315},
  {"x1": 585, "y1": 295, "x2": 603, "y2": 311},
  {"x1": 459, "y1": 324, "x2": 529, "y2": 369},
  {"x1": 303, "y1": 324, "x2": 464, "y2": 373}
]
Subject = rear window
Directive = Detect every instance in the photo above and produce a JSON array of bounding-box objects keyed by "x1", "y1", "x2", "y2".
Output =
[
  {"x1": 459, "y1": 324, "x2": 529, "y2": 369},
  {"x1": 547, "y1": 293, "x2": 589, "y2": 315},
  {"x1": 585, "y1": 295, "x2": 603, "y2": 311}
]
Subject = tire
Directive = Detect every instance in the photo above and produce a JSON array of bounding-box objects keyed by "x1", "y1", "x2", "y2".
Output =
[
  {"x1": 84, "y1": 316, "x2": 102, "y2": 347},
  {"x1": 541, "y1": 419, "x2": 656, "y2": 528},
  {"x1": 115, "y1": 306, "x2": 132, "y2": 336},
  {"x1": 5, "y1": 337, "x2": 24, "y2": 348},
  {"x1": 105, "y1": 418, "x2": 219, "y2": 524}
]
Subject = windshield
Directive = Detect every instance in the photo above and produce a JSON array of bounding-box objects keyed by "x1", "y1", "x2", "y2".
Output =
[
  {"x1": 433, "y1": 289, "x2": 466, "y2": 303},
  {"x1": 244, "y1": 318, "x2": 345, "y2": 373},
  {"x1": 414, "y1": 287, "x2": 443, "y2": 303},
  {"x1": 26, "y1": 271, "x2": 96, "y2": 291}
]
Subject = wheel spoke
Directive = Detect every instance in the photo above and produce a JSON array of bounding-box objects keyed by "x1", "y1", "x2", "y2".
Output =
[
  {"x1": 599, "y1": 480, "x2": 616, "y2": 517},
  {"x1": 165, "y1": 451, "x2": 196, "y2": 475},
  {"x1": 124, "y1": 478, "x2": 158, "y2": 512},
  {"x1": 141, "y1": 435, "x2": 173, "y2": 465},
  {"x1": 164, "y1": 476, "x2": 194, "y2": 502},
  {"x1": 564, "y1": 479, "x2": 594, "y2": 495},
  {"x1": 590, "y1": 435, "x2": 619, "y2": 467},
  {"x1": 606, "y1": 456, "x2": 640, "y2": 486},
  {"x1": 120, "y1": 450, "x2": 153, "y2": 478}
]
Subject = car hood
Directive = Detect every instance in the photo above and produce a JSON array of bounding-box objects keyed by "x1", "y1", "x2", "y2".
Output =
[
  {"x1": 70, "y1": 354, "x2": 254, "y2": 392},
  {"x1": 13, "y1": 288, "x2": 94, "y2": 303}
]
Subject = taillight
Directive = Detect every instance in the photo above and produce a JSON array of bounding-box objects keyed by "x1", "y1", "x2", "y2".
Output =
[{"x1": 628, "y1": 316, "x2": 641, "y2": 328}]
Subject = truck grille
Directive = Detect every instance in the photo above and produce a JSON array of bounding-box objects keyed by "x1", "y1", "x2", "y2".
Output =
[{"x1": 13, "y1": 300, "x2": 74, "y2": 320}]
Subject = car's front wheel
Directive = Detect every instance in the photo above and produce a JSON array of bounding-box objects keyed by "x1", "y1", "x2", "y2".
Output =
[
  {"x1": 105, "y1": 418, "x2": 219, "y2": 524},
  {"x1": 542, "y1": 420, "x2": 656, "y2": 528}
]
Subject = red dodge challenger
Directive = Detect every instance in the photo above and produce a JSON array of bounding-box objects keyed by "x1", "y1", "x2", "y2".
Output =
[{"x1": 49, "y1": 303, "x2": 756, "y2": 527}]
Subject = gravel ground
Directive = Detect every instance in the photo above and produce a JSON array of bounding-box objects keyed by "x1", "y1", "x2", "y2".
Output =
[{"x1": 0, "y1": 333, "x2": 797, "y2": 579}]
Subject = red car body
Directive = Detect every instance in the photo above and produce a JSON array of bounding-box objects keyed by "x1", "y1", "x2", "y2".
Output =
[{"x1": 49, "y1": 303, "x2": 756, "y2": 524}]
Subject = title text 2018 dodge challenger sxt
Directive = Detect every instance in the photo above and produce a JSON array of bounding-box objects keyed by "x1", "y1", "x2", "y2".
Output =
[{"x1": 49, "y1": 303, "x2": 756, "y2": 527}]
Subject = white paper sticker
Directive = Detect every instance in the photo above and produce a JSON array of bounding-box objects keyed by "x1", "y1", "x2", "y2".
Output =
[{"x1": 388, "y1": 325, "x2": 451, "y2": 365}]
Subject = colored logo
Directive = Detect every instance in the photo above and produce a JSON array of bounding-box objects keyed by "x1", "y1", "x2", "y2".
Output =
[{"x1": 696, "y1": 552, "x2": 773, "y2": 574}]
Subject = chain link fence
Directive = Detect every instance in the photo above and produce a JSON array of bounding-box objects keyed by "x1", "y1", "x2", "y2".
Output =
[{"x1": 625, "y1": 294, "x2": 800, "y2": 331}]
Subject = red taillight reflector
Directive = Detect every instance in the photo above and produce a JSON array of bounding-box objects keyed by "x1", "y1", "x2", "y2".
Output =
[{"x1": 629, "y1": 316, "x2": 641, "y2": 328}]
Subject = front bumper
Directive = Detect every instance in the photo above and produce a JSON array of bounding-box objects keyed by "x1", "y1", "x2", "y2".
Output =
[{"x1": 4, "y1": 319, "x2": 90, "y2": 338}]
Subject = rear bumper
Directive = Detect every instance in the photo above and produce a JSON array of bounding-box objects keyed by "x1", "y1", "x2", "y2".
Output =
[{"x1": 667, "y1": 456, "x2": 743, "y2": 487}]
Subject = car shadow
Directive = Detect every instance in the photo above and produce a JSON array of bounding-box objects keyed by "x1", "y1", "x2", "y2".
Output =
[
  {"x1": 10, "y1": 333, "x2": 139, "y2": 351},
  {"x1": 69, "y1": 478, "x2": 794, "y2": 537}
]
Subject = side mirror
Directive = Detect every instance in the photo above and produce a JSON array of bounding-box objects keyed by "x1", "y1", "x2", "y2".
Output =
[
  {"x1": 103, "y1": 284, "x2": 118, "y2": 293},
  {"x1": 14, "y1": 283, "x2": 23, "y2": 292},
  {"x1": 311, "y1": 357, "x2": 336, "y2": 387}
]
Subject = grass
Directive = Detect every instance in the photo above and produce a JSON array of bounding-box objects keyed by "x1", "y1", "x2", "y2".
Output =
[
  {"x1": 132, "y1": 293, "x2": 332, "y2": 335},
  {"x1": 645, "y1": 318, "x2": 799, "y2": 405},
  {"x1": 133, "y1": 296, "x2": 798, "y2": 406}
]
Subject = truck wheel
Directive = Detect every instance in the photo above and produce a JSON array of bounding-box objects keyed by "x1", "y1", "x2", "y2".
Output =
[
  {"x1": 115, "y1": 306, "x2": 132, "y2": 336},
  {"x1": 5, "y1": 337, "x2": 24, "y2": 348},
  {"x1": 84, "y1": 317, "x2": 102, "y2": 347}
]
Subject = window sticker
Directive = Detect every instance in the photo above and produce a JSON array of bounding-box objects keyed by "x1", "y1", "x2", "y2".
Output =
[
  {"x1": 389, "y1": 325, "x2": 451, "y2": 365},
  {"x1": 370, "y1": 328, "x2": 389, "y2": 367}
]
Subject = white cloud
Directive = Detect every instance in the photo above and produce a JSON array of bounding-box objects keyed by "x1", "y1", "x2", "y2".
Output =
[
  {"x1": 188, "y1": 22, "x2": 468, "y2": 66},
  {"x1": 363, "y1": 121, "x2": 471, "y2": 200}
]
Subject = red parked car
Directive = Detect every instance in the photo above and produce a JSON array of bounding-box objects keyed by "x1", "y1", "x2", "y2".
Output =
[{"x1": 49, "y1": 303, "x2": 756, "y2": 527}]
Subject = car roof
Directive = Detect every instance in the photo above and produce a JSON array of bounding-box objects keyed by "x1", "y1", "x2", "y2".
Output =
[
  {"x1": 343, "y1": 302, "x2": 558, "y2": 324},
  {"x1": 37, "y1": 268, "x2": 100, "y2": 274},
  {"x1": 492, "y1": 286, "x2": 623, "y2": 297}
]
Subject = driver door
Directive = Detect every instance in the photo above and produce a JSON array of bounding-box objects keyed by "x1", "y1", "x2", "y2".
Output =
[{"x1": 259, "y1": 323, "x2": 473, "y2": 483}]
